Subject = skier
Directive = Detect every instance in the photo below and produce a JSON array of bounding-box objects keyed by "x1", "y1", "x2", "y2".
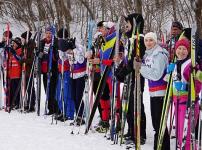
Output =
[
  {"x1": 91, "y1": 20, "x2": 122, "y2": 133},
  {"x1": 20, "y1": 31, "x2": 36, "y2": 112},
  {"x1": 8, "y1": 37, "x2": 23, "y2": 112},
  {"x1": 167, "y1": 38, "x2": 202, "y2": 149},
  {"x1": 67, "y1": 36, "x2": 86, "y2": 125},
  {"x1": 85, "y1": 22, "x2": 109, "y2": 126},
  {"x1": 39, "y1": 26, "x2": 59, "y2": 115},
  {"x1": 134, "y1": 32, "x2": 170, "y2": 150},
  {"x1": 166, "y1": 21, "x2": 183, "y2": 62},
  {"x1": 114, "y1": 13, "x2": 147, "y2": 144},
  {"x1": 55, "y1": 28, "x2": 75, "y2": 121}
]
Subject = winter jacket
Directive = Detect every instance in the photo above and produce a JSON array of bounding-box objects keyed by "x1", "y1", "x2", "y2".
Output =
[
  {"x1": 58, "y1": 50, "x2": 70, "y2": 73},
  {"x1": 21, "y1": 39, "x2": 35, "y2": 77},
  {"x1": 172, "y1": 59, "x2": 202, "y2": 102},
  {"x1": 40, "y1": 38, "x2": 58, "y2": 74},
  {"x1": 99, "y1": 31, "x2": 116, "y2": 77},
  {"x1": 68, "y1": 40, "x2": 86, "y2": 79},
  {"x1": 8, "y1": 48, "x2": 22, "y2": 79},
  {"x1": 115, "y1": 13, "x2": 146, "y2": 93},
  {"x1": 140, "y1": 44, "x2": 169, "y2": 97}
]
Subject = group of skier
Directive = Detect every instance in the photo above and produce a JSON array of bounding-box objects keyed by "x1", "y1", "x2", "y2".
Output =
[{"x1": 0, "y1": 12, "x2": 202, "y2": 150}]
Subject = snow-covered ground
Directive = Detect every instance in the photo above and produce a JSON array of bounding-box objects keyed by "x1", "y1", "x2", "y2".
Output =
[{"x1": 0, "y1": 80, "x2": 174, "y2": 150}]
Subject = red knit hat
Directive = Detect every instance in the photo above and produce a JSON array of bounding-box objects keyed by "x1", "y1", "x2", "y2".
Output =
[{"x1": 175, "y1": 38, "x2": 190, "y2": 52}]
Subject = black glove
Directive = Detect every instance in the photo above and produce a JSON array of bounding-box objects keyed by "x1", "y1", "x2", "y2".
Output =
[{"x1": 67, "y1": 37, "x2": 76, "y2": 49}]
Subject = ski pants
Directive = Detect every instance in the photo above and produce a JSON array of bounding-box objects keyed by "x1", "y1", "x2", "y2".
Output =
[
  {"x1": 71, "y1": 76, "x2": 85, "y2": 118},
  {"x1": 174, "y1": 98, "x2": 199, "y2": 150},
  {"x1": 92, "y1": 73, "x2": 102, "y2": 118},
  {"x1": 100, "y1": 77, "x2": 121, "y2": 122},
  {"x1": 56, "y1": 71, "x2": 75, "y2": 119},
  {"x1": 150, "y1": 96, "x2": 170, "y2": 150},
  {"x1": 26, "y1": 76, "x2": 36, "y2": 110},
  {"x1": 10, "y1": 78, "x2": 21, "y2": 108},
  {"x1": 43, "y1": 72, "x2": 58, "y2": 114}
]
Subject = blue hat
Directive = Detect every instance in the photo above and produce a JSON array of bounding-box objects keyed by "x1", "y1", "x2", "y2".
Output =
[{"x1": 45, "y1": 26, "x2": 52, "y2": 32}]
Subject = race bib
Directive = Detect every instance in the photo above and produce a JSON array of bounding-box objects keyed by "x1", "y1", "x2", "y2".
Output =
[{"x1": 44, "y1": 43, "x2": 50, "y2": 54}]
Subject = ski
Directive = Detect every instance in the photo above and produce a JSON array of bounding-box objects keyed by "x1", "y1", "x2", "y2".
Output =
[
  {"x1": 84, "y1": 19, "x2": 95, "y2": 129},
  {"x1": 20, "y1": 29, "x2": 29, "y2": 112},
  {"x1": 190, "y1": 22, "x2": 197, "y2": 150},
  {"x1": 3, "y1": 23, "x2": 11, "y2": 112},
  {"x1": 110, "y1": 16, "x2": 121, "y2": 142},
  {"x1": 35, "y1": 22, "x2": 42, "y2": 116}
]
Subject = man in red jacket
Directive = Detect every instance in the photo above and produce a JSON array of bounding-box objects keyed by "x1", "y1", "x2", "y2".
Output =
[{"x1": 8, "y1": 37, "x2": 22, "y2": 112}]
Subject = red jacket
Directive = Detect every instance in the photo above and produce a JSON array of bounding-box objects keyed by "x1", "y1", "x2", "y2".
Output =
[{"x1": 8, "y1": 48, "x2": 22, "y2": 79}]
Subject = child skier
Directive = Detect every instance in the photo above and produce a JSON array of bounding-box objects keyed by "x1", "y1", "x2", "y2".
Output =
[{"x1": 55, "y1": 28, "x2": 75, "y2": 121}]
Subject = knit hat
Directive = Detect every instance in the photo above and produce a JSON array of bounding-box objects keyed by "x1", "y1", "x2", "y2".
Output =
[
  {"x1": 144, "y1": 32, "x2": 157, "y2": 43},
  {"x1": 175, "y1": 39, "x2": 190, "y2": 52},
  {"x1": 172, "y1": 21, "x2": 183, "y2": 30},
  {"x1": 3, "y1": 30, "x2": 13, "y2": 39},
  {"x1": 12, "y1": 37, "x2": 22, "y2": 47},
  {"x1": 21, "y1": 31, "x2": 32, "y2": 40},
  {"x1": 45, "y1": 26, "x2": 52, "y2": 32},
  {"x1": 57, "y1": 28, "x2": 68, "y2": 38}
]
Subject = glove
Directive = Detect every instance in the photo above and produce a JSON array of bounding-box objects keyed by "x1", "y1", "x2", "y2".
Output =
[
  {"x1": 196, "y1": 70, "x2": 202, "y2": 82},
  {"x1": 174, "y1": 81, "x2": 187, "y2": 91},
  {"x1": 167, "y1": 63, "x2": 175, "y2": 74},
  {"x1": 102, "y1": 59, "x2": 113, "y2": 66},
  {"x1": 94, "y1": 32, "x2": 102, "y2": 39},
  {"x1": 67, "y1": 38, "x2": 76, "y2": 49},
  {"x1": 85, "y1": 51, "x2": 92, "y2": 59},
  {"x1": 133, "y1": 57, "x2": 141, "y2": 70},
  {"x1": 38, "y1": 52, "x2": 43, "y2": 59}
]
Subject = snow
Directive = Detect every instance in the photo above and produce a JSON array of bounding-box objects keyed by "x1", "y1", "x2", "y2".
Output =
[{"x1": 0, "y1": 80, "x2": 166, "y2": 150}]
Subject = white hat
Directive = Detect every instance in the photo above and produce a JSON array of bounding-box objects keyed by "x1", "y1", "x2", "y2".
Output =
[
  {"x1": 144, "y1": 32, "x2": 157, "y2": 43},
  {"x1": 103, "y1": 21, "x2": 115, "y2": 29}
]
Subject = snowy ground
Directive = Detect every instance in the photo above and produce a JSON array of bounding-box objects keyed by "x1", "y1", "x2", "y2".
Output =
[{"x1": 0, "y1": 80, "x2": 173, "y2": 150}]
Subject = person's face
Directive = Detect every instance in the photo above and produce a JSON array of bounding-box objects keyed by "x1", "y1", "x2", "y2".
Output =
[
  {"x1": 175, "y1": 45, "x2": 189, "y2": 60},
  {"x1": 124, "y1": 20, "x2": 132, "y2": 33},
  {"x1": 21, "y1": 38, "x2": 25, "y2": 45},
  {"x1": 97, "y1": 26, "x2": 108, "y2": 37},
  {"x1": 171, "y1": 27, "x2": 182, "y2": 37},
  {"x1": 144, "y1": 38, "x2": 156, "y2": 50},
  {"x1": 2, "y1": 33, "x2": 8, "y2": 41},
  {"x1": 12, "y1": 42, "x2": 18, "y2": 50},
  {"x1": 45, "y1": 31, "x2": 52, "y2": 41}
]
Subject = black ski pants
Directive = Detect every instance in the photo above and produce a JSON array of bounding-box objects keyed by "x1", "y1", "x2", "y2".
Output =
[
  {"x1": 43, "y1": 72, "x2": 58, "y2": 114},
  {"x1": 150, "y1": 96, "x2": 170, "y2": 150}
]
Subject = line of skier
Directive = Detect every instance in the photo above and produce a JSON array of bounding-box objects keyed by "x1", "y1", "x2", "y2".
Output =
[{"x1": 0, "y1": 12, "x2": 202, "y2": 150}]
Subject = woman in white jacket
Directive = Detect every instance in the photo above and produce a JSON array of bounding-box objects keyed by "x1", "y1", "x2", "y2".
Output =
[{"x1": 134, "y1": 32, "x2": 170, "y2": 150}]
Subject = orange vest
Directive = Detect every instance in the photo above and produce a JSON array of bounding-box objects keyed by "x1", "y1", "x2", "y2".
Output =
[{"x1": 8, "y1": 48, "x2": 22, "y2": 79}]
